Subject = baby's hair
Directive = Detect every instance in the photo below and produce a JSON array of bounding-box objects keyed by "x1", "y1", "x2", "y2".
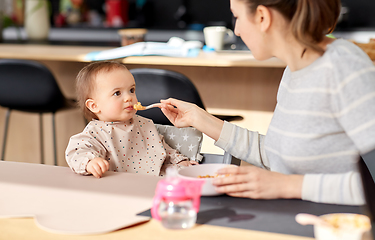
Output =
[
  {"x1": 76, "y1": 61, "x2": 128, "y2": 121},
  {"x1": 239, "y1": 0, "x2": 340, "y2": 54}
]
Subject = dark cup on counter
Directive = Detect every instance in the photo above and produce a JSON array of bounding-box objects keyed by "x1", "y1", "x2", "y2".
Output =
[{"x1": 117, "y1": 28, "x2": 148, "y2": 46}]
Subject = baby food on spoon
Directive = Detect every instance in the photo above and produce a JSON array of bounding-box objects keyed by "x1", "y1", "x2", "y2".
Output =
[{"x1": 133, "y1": 102, "x2": 146, "y2": 110}]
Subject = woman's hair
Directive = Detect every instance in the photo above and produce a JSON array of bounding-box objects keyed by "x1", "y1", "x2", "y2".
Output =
[
  {"x1": 239, "y1": 0, "x2": 341, "y2": 54},
  {"x1": 75, "y1": 61, "x2": 128, "y2": 121}
]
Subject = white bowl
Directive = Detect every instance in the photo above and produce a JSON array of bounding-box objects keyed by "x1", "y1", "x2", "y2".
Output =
[
  {"x1": 314, "y1": 213, "x2": 372, "y2": 240},
  {"x1": 177, "y1": 164, "x2": 237, "y2": 196}
]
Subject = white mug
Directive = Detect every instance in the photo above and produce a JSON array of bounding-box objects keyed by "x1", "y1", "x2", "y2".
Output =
[{"x1": 203, "y1": 26, "x2": 234, "y2": 51}]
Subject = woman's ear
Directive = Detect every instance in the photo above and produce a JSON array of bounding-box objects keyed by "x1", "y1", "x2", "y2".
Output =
[
  {"x1": 256, "y1": 5, "x2": 272, "y2": 32},
  {"x1": 85, "y1": 99, "x2": 100, "y2": 114}
]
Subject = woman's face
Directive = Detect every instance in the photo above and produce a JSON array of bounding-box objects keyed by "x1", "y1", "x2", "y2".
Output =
[{"x1": 230, "y1": 0, "x2": 270, "y2": 60}]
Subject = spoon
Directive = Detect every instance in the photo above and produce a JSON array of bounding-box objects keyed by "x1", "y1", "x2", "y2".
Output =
[
  {"x1": 295, "y1": 213, "x2": 332, "y2": 227},
  {"x1": 133, "y1": 102, "x2": 160, "y2": 111}
]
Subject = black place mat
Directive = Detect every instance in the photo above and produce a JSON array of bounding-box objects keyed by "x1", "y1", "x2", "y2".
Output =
[{"x1": 138, "y1": 195, "x2": 363, "y2": 238}]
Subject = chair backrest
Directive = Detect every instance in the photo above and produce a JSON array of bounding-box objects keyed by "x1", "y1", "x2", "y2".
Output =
[
  {"x1": 130, "y1": 68, "x2": 205, "y2": 125},
  {"x1": 0, "y1": 59, "x2": 65, "y2": 112},
  {"x1": 359, "y1": 149, "x2": 375, "y2": 238},
  {"x1": 155, "y1": 124, "x2": 203, "y2": 162}
]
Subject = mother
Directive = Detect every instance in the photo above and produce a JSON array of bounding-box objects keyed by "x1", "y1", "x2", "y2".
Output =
[{"x1": 160, "y1": 0, "x2": 375, "y2": 205}]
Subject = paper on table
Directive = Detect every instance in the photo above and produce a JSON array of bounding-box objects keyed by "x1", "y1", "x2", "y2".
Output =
[
  {"x1": 84, "y1": 37, "x2": 203, "y2": 61},
  {"x1": 0, "y1": 161, "x2": 161, "y2": 235}
]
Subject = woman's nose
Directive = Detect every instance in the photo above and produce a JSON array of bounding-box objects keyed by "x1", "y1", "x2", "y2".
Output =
[{"x1": 234, "y1": 24, "x2": 240, "y2": 37}]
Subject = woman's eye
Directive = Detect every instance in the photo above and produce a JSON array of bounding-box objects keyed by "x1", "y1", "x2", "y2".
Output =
[{"x1": 114, "y1": 91, "x2": 121, "y2": 96}]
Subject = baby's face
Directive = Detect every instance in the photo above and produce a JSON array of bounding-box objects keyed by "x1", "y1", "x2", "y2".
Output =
[{"x1": 89, "y1": 68, "x2": 138, "y2": 122}]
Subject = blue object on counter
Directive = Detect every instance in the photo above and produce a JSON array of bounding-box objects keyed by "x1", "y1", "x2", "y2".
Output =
[
  {"x1": 188, "y1": 23, "x2": 205, "y2": 31},
  {"x1": 84, "y1": 37, "x2": 203, "y2": 61},
  {"x1": 202, "y1": 45, "x2": 215, "y2": 52}
]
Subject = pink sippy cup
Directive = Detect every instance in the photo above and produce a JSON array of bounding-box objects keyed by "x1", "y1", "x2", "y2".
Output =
[{"x1": 151, "y1": 168, "x2": 204, "y2": 229}]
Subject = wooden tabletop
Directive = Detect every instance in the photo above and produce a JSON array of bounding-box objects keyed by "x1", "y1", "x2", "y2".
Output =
[
  {"x1": 0, "y1": 44, "x2": 109, "y2": 62},
  {"x1": 0, "y1": 218, "x2": 313, "y2": 240},
  {"x1": 0, "y1": 43, "x2": 286, "y2": 67},
  {"x1": 0, "y1": 161, "x2": 313, "y2": 240}
]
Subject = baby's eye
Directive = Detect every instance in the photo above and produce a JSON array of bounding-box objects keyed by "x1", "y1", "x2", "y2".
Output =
[
  {"x1": 114, "y1": 91, "x2": 121, "y2": 96},
  {"x1": 130, "y1": 87, "x2": 135, "y2": 93}
]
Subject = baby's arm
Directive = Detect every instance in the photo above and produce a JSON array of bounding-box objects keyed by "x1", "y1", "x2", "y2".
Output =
[
  {"x1": 86, "y1": 157, "x2": 110, "y2": 178},
  {"x1": 65, "y1": 126, "x2": 109, "y2": 176},
  {"x1": 178, "y1": 160, "x2": 199, "y2": 167}
]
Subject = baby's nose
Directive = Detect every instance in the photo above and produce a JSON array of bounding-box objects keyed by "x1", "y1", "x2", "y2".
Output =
[{"x1": 123, "y1": 94, "x2": 132, "y2": 101}]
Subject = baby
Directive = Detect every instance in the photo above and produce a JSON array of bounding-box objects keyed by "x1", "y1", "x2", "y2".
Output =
[{"x1": 65, "y1": 61, "x2": 197, "y2": 178}]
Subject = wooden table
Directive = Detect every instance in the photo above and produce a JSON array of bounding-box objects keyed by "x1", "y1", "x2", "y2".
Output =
[
  {"x1": 0, "y1": 161, "x2": 313, "y2": 240},
  {"x1": 0, "y1": 218, "x2": 313, "y2": 240}
]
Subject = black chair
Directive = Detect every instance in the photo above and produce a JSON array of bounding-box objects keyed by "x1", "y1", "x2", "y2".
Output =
[
  {"x1": 359, "y1": 149, "x2": 375, "y2": 238},
  {"x1": 0, "y1": 59, "x2": 76, "y2": 165},
  {"x1": 130, "y1": 68, "x2": 205, "y2": 125},
  {"x1": 130, "y1": 68, "x2": 242, "y2": 125},
  {"x1": 130, "y1": 68, "x2": 240, "y2": 165}
]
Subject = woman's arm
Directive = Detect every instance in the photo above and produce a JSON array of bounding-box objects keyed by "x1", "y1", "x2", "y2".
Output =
[
  {"x1": 215, "y1": 121, "x2": 270, "y2": 169},
  {"x1": 213, "y1": 166, "x2": 303, "y2": 199},
  {"x1": 160, "y1": 98, "x2": 269, "y2": 168},
  {"x1": 213, "y1": 162, "x2": 365, "y2": 205},
  {"x1": 302, "y1": 172, "x2": 365, "y2": 205},
  {"x1": 160, "y1": 98, "x2": 304, "y2": 200},
  {"x1": 211, "y1": 120, "x2": 304, "y2": 200},
  {"x1": 160, "y1": 98, "x2": 224, "y2": 141}
]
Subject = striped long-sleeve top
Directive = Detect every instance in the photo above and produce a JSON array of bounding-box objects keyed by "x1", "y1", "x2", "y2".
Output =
[{"x1": 215, "y1": 39, "x2": 375, "y2": 205}]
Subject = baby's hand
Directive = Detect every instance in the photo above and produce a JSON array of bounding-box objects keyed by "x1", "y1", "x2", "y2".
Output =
[
  {"x1": 86, "y1": 157, "x2": 110, "y2": 178},
  {"x1": 178, "y1": 160, "x2": 199, "y2": 167}
]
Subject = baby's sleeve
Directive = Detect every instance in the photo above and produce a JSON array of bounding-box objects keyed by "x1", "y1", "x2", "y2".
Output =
[{"x1": 65, "y1": 127, "x2": 107, "y2": 175}]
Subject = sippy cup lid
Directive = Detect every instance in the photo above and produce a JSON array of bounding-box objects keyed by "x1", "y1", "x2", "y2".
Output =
[
  {"x1": 156, "y1": 168, "x2": 192, "y2": 201},
  {"x1": 156, "y1": 168, "x2": 204, "y2": 201},
  {"x1": 151, "y1": 167, "x2": 204, "y2": 220}
]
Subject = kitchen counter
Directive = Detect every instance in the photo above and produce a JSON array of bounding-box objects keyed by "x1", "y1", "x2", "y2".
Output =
[{"x1": 0, "y1": 43, "x2": 286, "y2": 67}]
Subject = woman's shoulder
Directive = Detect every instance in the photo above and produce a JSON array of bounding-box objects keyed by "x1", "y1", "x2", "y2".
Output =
[
  {"x1": 327, "y1": 39, "x2": 374, "y2": 66},
  {"x1": 323, "y1": 39, "x2": 375, "y2": 82}
]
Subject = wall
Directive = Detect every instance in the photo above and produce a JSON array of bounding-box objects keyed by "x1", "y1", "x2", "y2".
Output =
[
  {"x1": 52, "y1": 0, "x2": 375, "y2": 30},
  {"x1": 50, "y1": 0, "x2": 233, "y2": 29},
  {"x1": 339, "y1": 0, "x2": 375, "y2": 29}
]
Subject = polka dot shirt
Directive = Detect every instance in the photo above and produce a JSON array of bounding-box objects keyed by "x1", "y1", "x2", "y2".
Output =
[{"x1": 65, "y1": 115, "x2": 189, "y2": 176}]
